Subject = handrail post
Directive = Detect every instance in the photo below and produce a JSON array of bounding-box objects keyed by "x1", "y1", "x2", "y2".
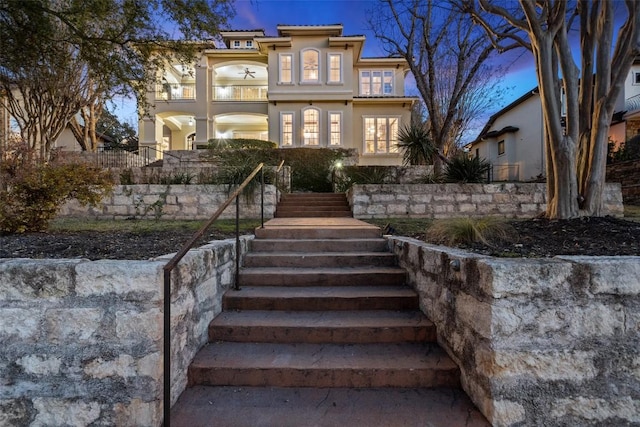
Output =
[
  {"x1": 235, "y1": 195, "x2": 240, "y2": 291},
  {"x1": 260, "y1": 168, "x2": 265, "y2": 228}
]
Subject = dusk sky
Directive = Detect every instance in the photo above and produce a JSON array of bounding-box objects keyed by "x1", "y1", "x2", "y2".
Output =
[{"x1": 115, "y1": 0, "x2": 540, "y2": 134}]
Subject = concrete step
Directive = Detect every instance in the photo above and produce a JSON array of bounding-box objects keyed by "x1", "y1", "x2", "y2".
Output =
[
  {"x1": 242, "y1": 252, "x2": 397, "y2": 268},
  {"x1": 256, "y1": 218, "x2": 380, "y2": 237},
  {"x1": 170, "y1": 386, "x2": 490, "y2": 427},
  {"x1": 277, "y1": 201, "x2": 350, "y2": 208},
  {"x1": 274, "y1": 210, "x2": 353, "y2": 218},
  {"x1": 276, "y1": 205, "x2": 351, "y2": 212},
  {"x1": 280, "y1": 193, "x2": 347, "y2": 200},
  {"x1": 238, "y1": 267, "x2": 406, "y2": 287},
  {"x1": 188, "y1": 342, "x2": 460, "y2": 388},
  {"x1": 208, "y1": 310, "x2": 436, "y2": 344},
  {"x1": 223, "y1": 285, "x2": 419, "y2": 311},
  {"x1": 250, "y1": 238, "x2": 389, "y2": 253}
]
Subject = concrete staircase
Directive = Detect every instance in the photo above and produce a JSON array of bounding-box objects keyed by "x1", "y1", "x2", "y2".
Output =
[
  {"x1": 170, "y1": 218, "x2": 489, "y2": 426},
  {"x1": 274, "y1": 192, "x2": 352, "y2": 218}
]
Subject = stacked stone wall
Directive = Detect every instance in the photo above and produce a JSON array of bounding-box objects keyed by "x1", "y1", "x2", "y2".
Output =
[
  {"x1": 607, "y1": 159, "x2": 640, "y2": 204},
  {"x1": 349, "y1": 183, "x2": 624, "y2": 218},
  {"x1": 388, "y1": 236, "x2": 640, "y2": 427},
  {"x1": 58, "y1": 184, "x2": 278, "y2": 220},
  {"x1": 0, "y1": 237, "x2": 250, "y2": 426}
]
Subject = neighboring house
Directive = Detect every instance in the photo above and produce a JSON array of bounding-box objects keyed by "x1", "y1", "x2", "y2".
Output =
[
  {"x1": 466, "y1": 58, "x2": 640, "y2": 182},
  {"x1": 139, "y1": 24, "x2": 418, "y2": 166}
]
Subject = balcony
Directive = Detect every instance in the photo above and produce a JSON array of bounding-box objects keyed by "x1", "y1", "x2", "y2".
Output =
[
  {"x1": 213, "y1": 85, "x2": 268, "y2": 101},
  {"x1": 156, "y1": 83, "x2": 196, "y2": 101}
]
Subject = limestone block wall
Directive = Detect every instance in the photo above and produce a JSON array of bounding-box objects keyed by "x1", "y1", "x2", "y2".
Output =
[
  {"x1": 58, "y1": 184, "x2": 278, "y2": 220},
  {"x1": 0, "y1": 237, "x2": 250, "y2": 426},
  {"x1": 388, "y1": 236, "x2": 640, "y2": 427},
  {"x1": 349, "y1": 183, "x2": 624, "y2": 219},
  {"x1": 607, "y1": 159, "x2": 640, "y2": 204}
]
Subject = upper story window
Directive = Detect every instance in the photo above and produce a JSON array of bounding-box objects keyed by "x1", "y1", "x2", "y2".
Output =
[
  {"x1": 233, "y1": 40, "x2": 241, "y2": 48},
  {"x1": 328, "y1": 53, "x2": 342, "y2": 83},
  {"x1": 364, "y1": 116, "x2": 399, "y2": 154},
  {"x1": 281, "y1": 112, "x2": 294, "y2": 146},
  {"x1": 279, "y1": 53, "x2": 293, "y2": 84},
  {"x1": 302, "y1": 49, "x2": 319, "y2": 83},
  {"x1": 633, "y1": 71, "x2": 640, "y2": 85},
  {"x1": 498, "y1": 140, "x2": 505, "y2": 155},
  {"x1": 303, "y1": 108, "x2": 320, "y2": 145},
  {"x1": 360, "y1": 70, "x2": 394, "y2": 96},
  {"x1": 246, "y1": 40, "x2": 253, "y2": 48}
]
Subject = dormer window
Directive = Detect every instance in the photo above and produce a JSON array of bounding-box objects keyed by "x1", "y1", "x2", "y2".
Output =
[{"x1": 302, "y1": 49, "x2": 319, "y2": 83}]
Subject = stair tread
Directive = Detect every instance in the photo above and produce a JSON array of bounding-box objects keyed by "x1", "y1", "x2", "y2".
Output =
[
  {"x1": 226, "y1": 285, "x2": 416, "y2": 298},
  {"x1": 240, "y1": 266, "x2": 404, "y2": 274},
  {"x1": 211, "y1": 310, "x2": 432, "y2": 328},
  {"x1": 170, "y1": 386, "x2": 490, "y2": 427},
  {"x1": 192, "y1": 342, "x2": 456, "y2": 370}
]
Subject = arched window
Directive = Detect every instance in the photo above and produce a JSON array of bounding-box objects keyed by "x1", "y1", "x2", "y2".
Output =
[
  {"x1": 301, "y1": 49, "x2": 319, "y2": 82},
  {"x1": 303, "y1": 108, "x2": 319, "y2": 145}
]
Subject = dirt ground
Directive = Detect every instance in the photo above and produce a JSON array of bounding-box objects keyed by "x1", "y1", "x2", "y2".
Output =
[{"x1": 1, "y1": 215, "x2": 639, "y2": 260}]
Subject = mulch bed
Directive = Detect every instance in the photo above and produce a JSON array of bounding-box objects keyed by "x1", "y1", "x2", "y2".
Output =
[{"x1": 0, "y1": 216, "x2": 639, "y2": 260}]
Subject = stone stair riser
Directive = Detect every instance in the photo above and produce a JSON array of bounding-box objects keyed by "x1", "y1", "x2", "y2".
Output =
[
  {"x1": 238, "y1": 270, "x2": 406, "y2": 287},
  {"x1": 242, "y1": 253, "x2": 397, "y2": 268},
  {"x1": 222, "y1": 295, "x2": 419, "y2": 311},
  {"x1": 250, "y1": 239, "x2": 389, "y2": 253}
]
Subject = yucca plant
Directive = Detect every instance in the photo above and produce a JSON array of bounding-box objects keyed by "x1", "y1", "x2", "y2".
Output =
[
  {"x1": 444, "y1": 155, "x2": 491, "y2": 183},
  {"x1": 397, "y1": 124, "x2": 436, "y2": 166},
  {"x1": 426, "y1": 217, "x2": 517, "y2": 247}
]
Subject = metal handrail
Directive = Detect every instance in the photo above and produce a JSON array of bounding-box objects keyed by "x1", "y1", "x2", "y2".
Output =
[
  {"x1": 162, "y1": 162, "x2": 266, "y2": 427},
  {"x1": 274, "y1": 159, "x2": 285, "y2": 202}
]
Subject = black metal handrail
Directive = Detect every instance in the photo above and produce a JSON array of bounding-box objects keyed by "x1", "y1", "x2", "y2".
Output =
[{"x1": 161, "y1": 162, "x2": 267, "y2": 426}]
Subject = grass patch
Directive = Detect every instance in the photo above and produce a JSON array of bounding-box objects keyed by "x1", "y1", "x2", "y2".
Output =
[
  {"x1": 49, "y1": 218, "x2": 261, "y2": 235},
  {"x1": 624, "y1": 204, "x2": 640, "y2": 221},
  {"x1": 426, "y1": 217, "x2": 518, "y2": 247},
  {"x1": 364, "y1": 218, "x2": 433, "y2": 237}
]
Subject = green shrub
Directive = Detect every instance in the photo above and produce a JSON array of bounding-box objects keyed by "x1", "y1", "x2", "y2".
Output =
[
  {"x1": 159, "y1": 171, "x2": 195, "y2": 185},
  {"x1": 426, "y1": 217, "x2": 517, "y2": 247},
  {"x1": 413, "y1": 172, "x2": 444, "y2": 184},
  {"x1": 0, "y1": 144, "x2": 115, "y2": 233},
  {"x1": 280, "y1": 148, "x2": 351, "y2": 192},
  {"x1": 334, "y1": 166, "x2": 394, "y2": 192},
  {"x1": 444, "y1": 155, "x2": 491, "y2": 183},
  {"x1": 206, "y1": 138, "x2": 277, "y2": 150}
]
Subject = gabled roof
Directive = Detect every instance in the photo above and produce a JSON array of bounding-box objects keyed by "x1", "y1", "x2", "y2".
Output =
[{"x1": 469, "y1": 87, "x2": 539, "y2": 146}]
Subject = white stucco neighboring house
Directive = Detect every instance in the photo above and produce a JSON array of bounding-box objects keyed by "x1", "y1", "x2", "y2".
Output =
[{"x1": 466, "y1": 58, "x2": 640, "y2": 182}]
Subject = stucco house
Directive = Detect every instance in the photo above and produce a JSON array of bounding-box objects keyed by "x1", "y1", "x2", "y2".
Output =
[
  {"x1": 466, "y1": 58, "x2": 640, "y2": 181},
  {"x1": 139, "y1": 24, "x2": 418, "y2": 166}
]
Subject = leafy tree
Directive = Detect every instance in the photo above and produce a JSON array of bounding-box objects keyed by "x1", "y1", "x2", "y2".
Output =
[
  {"x1": 0, "y1": 0, "x2": 234, "y2": 158},
  {"x1": 465, "y1": 0, "x2": 640, "y2": 218},
  {"x1": 367, "y1": 0, "x2": 511, "y2": 173}
]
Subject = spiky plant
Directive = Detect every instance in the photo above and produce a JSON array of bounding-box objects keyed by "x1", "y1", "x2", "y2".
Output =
[
  {"x1": 397, "y1": 124, "x2": 436, "y2": 166},
  {"x1": 444, "y1": 155, "x2": 491, "y2": 183}
]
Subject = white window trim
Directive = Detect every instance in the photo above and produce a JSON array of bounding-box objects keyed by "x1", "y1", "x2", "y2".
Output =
[
  {"x1": 363, "y1": 116, "x2": 401, "y2": 154},
  {"x1": 233, "y1": 40, "x2": 241, "y2": 48},
  {"x1": 634, "y1": 71, "x2": 640, "y2": 85},
  {"x1": 302, "y1": 107, "x2": 321, "y2": 146},
  {"x1": 278, "y1": 53, "x2": 293, "y2": 85},
  {"x1": 246, "y1": 40, "x2": 253, "y2": 48},
  {"x1": 327, "y1": 53, "x2": 343, "y2": 84},
  {"x1": 328, "y1": 111, "x2": 342, "y2": 146},
  {"x1": 359, "y1": 70, "x2": 394, "y2": 96},
  {"x1": 280, "y1": 112, "x2": 295, "y2": 147},
  {"x1": 300, "y1": 48, "x2": 320, "y2": 84}
]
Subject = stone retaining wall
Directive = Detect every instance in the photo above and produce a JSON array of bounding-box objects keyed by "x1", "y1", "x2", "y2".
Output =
[
  {"x1": 0, "y1": 237, "x2": 250, "y2": 426},
  {"x1": 58, "y1": 184, "x2": 278, "y2": 220},
  {"x1": 607, "y1": 160, "x2": 640, "y2": 204},
  {"x1": 388, "y1": 236, "x2": 640, "y2": 427},
  {"x1": 349, "y1": 183, "x2": 624, "y2": 218}
]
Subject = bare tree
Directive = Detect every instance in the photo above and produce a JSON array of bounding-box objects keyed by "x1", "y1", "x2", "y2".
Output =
[
  {"x1": 368, "y1": 0, "x2": 511, "y2": 172},
  {"x1": 466, "y1": 0, "x2": 640, "y2": 218}
]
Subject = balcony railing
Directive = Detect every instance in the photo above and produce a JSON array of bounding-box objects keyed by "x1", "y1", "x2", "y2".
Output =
[
  {"x1": 213, "y1": 85, "x2": 268, "y2": 101},
  {"x1": 156, "y1": 83, "x2": 196, "y2": 101}
]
